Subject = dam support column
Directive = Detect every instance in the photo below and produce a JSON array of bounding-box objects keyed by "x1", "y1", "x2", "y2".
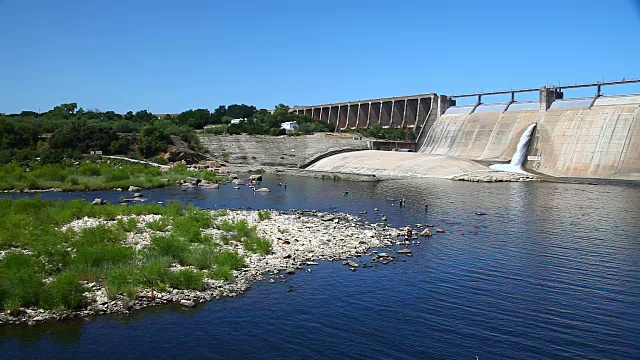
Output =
[
  {"x1": 356, "y1": 103, "x2": 369, "y2": 128},
  {"x1": 381, "y1": 101, "x2": 393, "y2": 126},
  {"x1": 329, "y1": 106, "x2": 339, "y2": 130},
  {"x1": 404, "y1": 99, "x2": 419, "y2": 128},
  {"x1": 347, "y1": 104, "x2": 358, "y2": 128},
  {"x1": 337, "y1": 105, "x2": 349, "y2": 130},
  {"x1": 540, "y1": 88, "x2": 564, "y2": 110},
  {"x1": 391, "y1": 100, "x2": 405, "y2": 128},
  {"x1": 369, "y1": 102, "x2": 381, "y2": 126},
  {"x1": 437, "y1": 95, "x2": 453, "y2": 116},
  {"x1": 321, "y1": 107, "x2": 330, "y2": 122}
]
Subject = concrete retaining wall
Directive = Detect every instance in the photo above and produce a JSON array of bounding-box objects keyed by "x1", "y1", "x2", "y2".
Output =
[
  {"x1": 419, "y1": 96, "x2": 640, "y2": 180},
  {"x1": 198, "y1": 133, "x2": 370, "y2": 168}
]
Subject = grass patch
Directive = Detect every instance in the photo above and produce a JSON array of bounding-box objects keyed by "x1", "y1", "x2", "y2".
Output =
[
  {"x1": 0, "y1": 161, "x2": 202, "y2": 191},
  {"x1": 148, "y1": 234, "x2": 189, "y2": 264},
  {"x1": 116, "y1": 217, "x2": 138, "y2": 233},
  {"x1": 165, "y1": 269, "x2": 204, "y2": 291},
  {"x1": 257, "y1": 210, "x2": 271, "y2": 221},
  {"x1": 0, "y1": 253, "x2": 44, "y2": 312},
  {"x1": 105, "y1": 266, "x2": 139, "y2": 300},
  {"x1": 217, "y1": 219, "x2": 272, "y2": 255},
  {"x1": 243, "y1": 236, "x2": 272, "y2": 255},
  {"x1": 147, "y1": 217, "x2": 171, "y2": 232},
  {"x1": 0, "y1": 197, "x2": 271, "y2": 313},
  {"x1": 40, "y1": 271, "x2": 87, "y2": 310},
  {"x1": 184, "y1": 245, "x2": 218, "y2": 270}
]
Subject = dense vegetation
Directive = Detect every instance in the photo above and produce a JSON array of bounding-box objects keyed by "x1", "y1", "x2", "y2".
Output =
[
  {"x1": 0, "y1": 103, "x2": 200, "y2": 164},
  {"x1": 0, "y1": 161, "x2": 225, "y2": 191},
  {"x1": 202, "y1": 104, "x2": 332, "y2": 136},
  {"x1": 0, "y1": 102, "x2": 336, "y2": 167},
  {"x1": 0, "y1": 198, "x2": 271, "y2": 313}
]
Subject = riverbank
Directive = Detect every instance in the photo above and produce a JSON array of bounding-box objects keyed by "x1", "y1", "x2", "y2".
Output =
[
  {"x1": 0, "y1": 161, "x2": 227, "y2": 193},
  {"x1": 0, "y1": 200, "x2": 417, "y2": 325}
]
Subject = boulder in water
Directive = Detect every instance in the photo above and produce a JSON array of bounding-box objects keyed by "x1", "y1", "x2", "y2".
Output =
[
  {"x1": 180, "y1": 300, "x2": 195, "y2": 308},
  {"x1": 91, "y1": 198, "x2": 106, "y2": 205},
  {"x1": 420, "y1": 228, "x2": 432, "y2": 237}
]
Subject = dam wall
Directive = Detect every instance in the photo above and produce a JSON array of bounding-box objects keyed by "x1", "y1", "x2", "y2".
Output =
[
  {"x1": 419, "y1": 94, "x2": 640, "y2": 180},
  {"x1": 198, "y1": 133, "x2": 370, "y2": 168}
]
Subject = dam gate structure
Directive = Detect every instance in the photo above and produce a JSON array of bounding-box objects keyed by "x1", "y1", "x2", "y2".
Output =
[{"x1": 293, "y1": 79, "x2": 640, "y2": 180}]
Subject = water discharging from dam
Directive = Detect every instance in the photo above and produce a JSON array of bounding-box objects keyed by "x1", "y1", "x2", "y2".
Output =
[{"x1": 490, "y1": 123, "x2": 537, "y2": 174}]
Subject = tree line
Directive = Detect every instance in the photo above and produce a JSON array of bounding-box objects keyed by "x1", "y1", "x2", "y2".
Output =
[{"x1": 0, "y1": 101, "x2": 414, "y2": 165}]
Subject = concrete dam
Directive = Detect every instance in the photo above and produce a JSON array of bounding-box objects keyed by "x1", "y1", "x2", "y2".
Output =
[{"x1": 296, "y1": 80, "x2": 640, "y2": 180}]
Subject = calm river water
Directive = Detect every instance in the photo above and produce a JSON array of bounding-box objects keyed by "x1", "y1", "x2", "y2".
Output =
[{"x1": 1, "y1": 175, "x2": 639, "y2": 359}]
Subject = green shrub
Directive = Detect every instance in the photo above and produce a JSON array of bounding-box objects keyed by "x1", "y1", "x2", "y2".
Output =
[
  {"x1": 26, "y1": 176, "x2": 40, "y2": 189},
  {"x1": 212, "y1": 210, "x2": 228, "y2": 218},
  {"x1": 31, "y1": 165, "x2": 68, "y2": 182},
  {"x1": 243, "y1": 236, "x2": 272, "y2": 255},
  {"x1": 203, "y1": 125, "x2": 228, "y2": 135},
  {"x1": 75, "y1": 224, "x2": 125, "y2": 247},
  {"x1": 171, "y1": 210, "x2": 211, "y2": 243},
  {"x1": 201, "y1": 171, "x2": 219, "y2": 181},
  {"x1": 148, "y1": 234, "x2": 189, "y2": 263},
  {"x1": 184, "y1": 246, "x2": 218, "y2": 270},
  {"x1": 214, "y1": 250, "x2": 244, "y2": 270},
  {"x1": 207, "y1": 249, "x2": 245, "y2": 280},
  {"x1": 138, "y1": 255, "x2": 172, "y2": 287},
  {"x1": 163, "y1": 200, "x2": 183, "y2": 217},
  {"x1": 77, "y1": 163, "x2": 102, "y2": 176},
  {"x1": 150, "y1": 156, "x2": 169, "y2": 165},
  {"x1": 0, "y1": 252, "x2": 42, "y2": 272},
  {"x1": 72, "y1": 243, "x2": 135, "y2": 269},
  {"x1": 147, "y1": 217, "x2": 171, "y2": 232},
  {"x1": 208, "y1": 266, "x2": 233, "y2": 281},
  {"x1": 0, "y1": 267, "x2": 44, "y2": 311},
  {"x1": 103, "y1": 168, "x2": 130, "y2": 183},
  {"x1": 236, "y1": 220, "x2": 257, "y2": 239},
  {"x1": 40, "y1": 271, "x2": 87, "y2": 310},
  {"x1": 257, "y1": 210, "x2": 271, "y2": 221},
  {"x1": 116, "y1": 217, "x2": 138, "y2": 232},
  {"x1": 165, "y1": 269, "x2": 204, "y2": 290},
  {"x1": 105, "y1": 267, "x2": 138, "y2": 300}
]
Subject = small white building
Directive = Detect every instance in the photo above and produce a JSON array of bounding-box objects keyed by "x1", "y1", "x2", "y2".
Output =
[
  {"x1": 230, "y1": 118, "x2": 246, "y2": 125},
  {"x1": 280, "y1": 121, "x2": 298, "y2": 132}
]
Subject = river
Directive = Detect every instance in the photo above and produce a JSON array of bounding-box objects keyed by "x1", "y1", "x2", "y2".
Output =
[{"x1": 1, "y1": 175, "x2": 639, "y2": 359}]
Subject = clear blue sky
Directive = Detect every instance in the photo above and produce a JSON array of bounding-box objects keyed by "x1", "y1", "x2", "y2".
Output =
[{"x1": 1, "y1": 0, "x2": 639, "y2": 113}]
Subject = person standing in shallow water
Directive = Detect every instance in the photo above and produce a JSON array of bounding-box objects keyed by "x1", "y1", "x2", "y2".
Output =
[{"x1": 404, "y1": 227, "x2": 412, "y2": 247}]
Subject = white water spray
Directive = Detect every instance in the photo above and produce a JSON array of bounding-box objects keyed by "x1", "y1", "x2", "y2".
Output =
[{"x1": 490, "y1": 123, "x2": 537, "y2": 174}]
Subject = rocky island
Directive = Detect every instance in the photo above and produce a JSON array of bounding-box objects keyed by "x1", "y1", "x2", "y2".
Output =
[{"x1": 0, "y1": 202, "x2": 419, "y2": 325}]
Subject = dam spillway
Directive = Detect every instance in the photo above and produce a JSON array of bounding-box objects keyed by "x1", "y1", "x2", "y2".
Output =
[
  {"x1": 294, "y1": 79, "x2": 640, "y2": 180},
  {"x1": 420, "y1": 93, "x2": 640, "y2": 180}
]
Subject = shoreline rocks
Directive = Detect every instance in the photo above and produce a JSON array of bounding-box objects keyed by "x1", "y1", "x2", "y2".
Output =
[{"x1": 450, "y1": 171, "x2": 537, "y2": 182}]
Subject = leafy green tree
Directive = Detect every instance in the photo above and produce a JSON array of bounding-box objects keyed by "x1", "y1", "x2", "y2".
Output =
[
  {"x1": 226, "y1": 104, "x2": 257, "y2": 120},
  {"x1": 138, "y1": 124, "x2": 169, "y2": 158},
  {"x1": 134, "y1": 110, "x2": 155, "y2": 123},
  {"x1": 210, "y1": 105, "x2": 227, "y2": 124},
  {"x1": 177, "y1": 109, "x2": 211, "y2": 129}
]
